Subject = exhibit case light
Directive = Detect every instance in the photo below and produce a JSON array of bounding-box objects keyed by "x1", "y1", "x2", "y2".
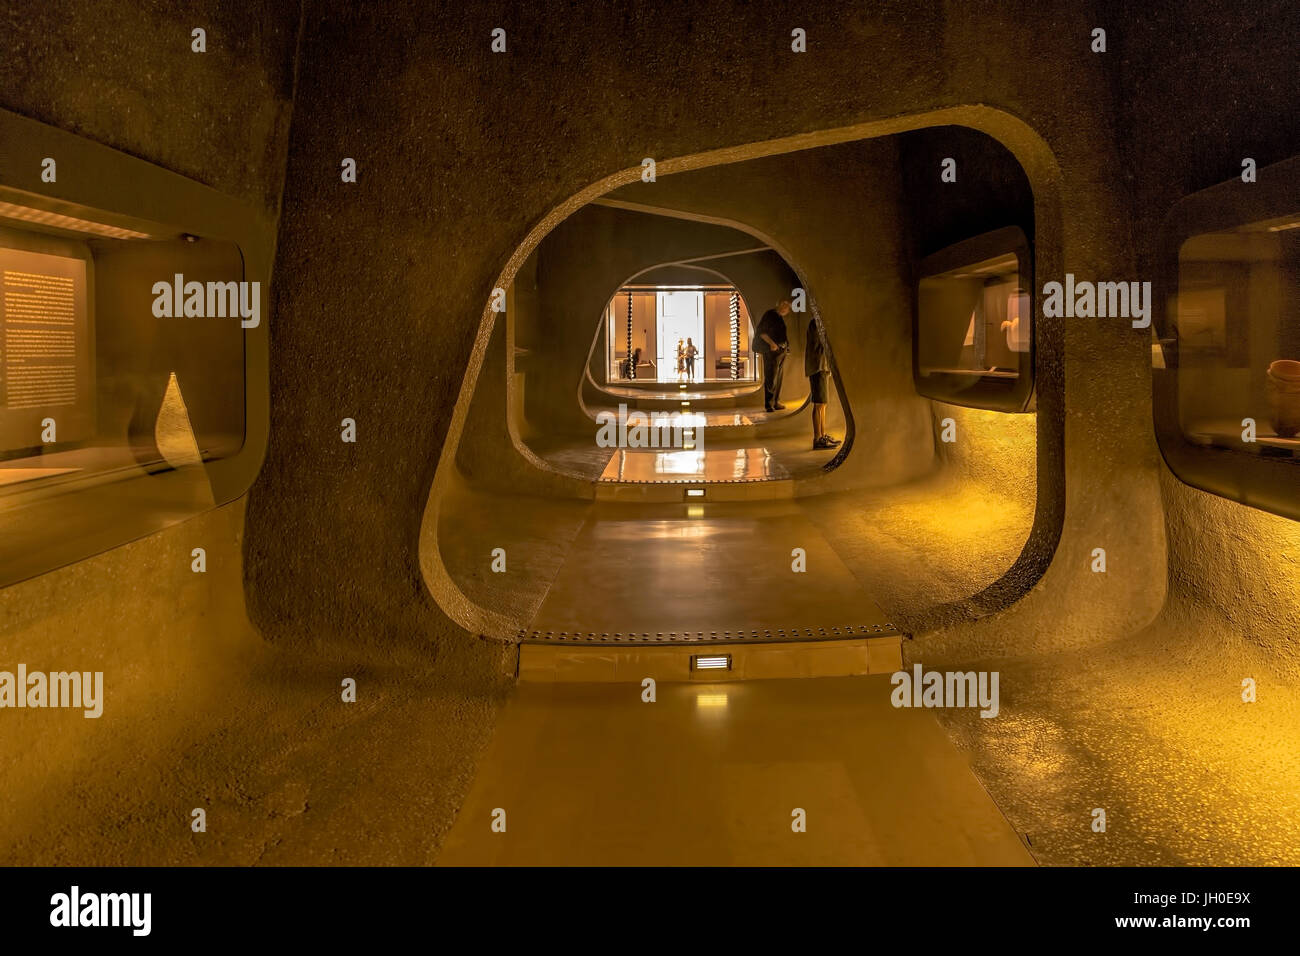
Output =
[
  {"x1": 914, "y1": 225, "x2": 1035, "y2": 413},
  {"x1": 0, "y1": 197, "x2": 157, "y2": 241},
  {"x1": 0, "y1": 107, "x2": 274, "y2": 587},
  {"x1": 1155, "y1": 155, "x2": 1300, "y2": 522}
]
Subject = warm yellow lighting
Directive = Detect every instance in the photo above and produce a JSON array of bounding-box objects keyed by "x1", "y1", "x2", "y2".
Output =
[
  {"x1": 695, "y1": 693, "x2": 728, "y2": 708},
  {"x1": 155, "y1": 372, "x2": 205, "y2": 469},
  {"x1": 0, "y1": 201, "x2": 153, "y2": 240},
  {"x1": 691, "y1": 655, "x2": 730, "y2": 671},
  {"x1": 685, "y1": 488, "x2": 705, "y2": 498},
  {"x1": 1237, "y1": 214, "x2": 1300, "y2": 233},
  {"x1": 686, "y1": 505, "x2": 704, "y2": 518}
]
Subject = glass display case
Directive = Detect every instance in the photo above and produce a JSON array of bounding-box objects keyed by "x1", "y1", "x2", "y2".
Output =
[
  {"x1": 1155, "y1": 154, "x2": 1300, "y2": 520},
  {"x1": 0, "y1": 107, "x2": 272, "y2": 586},
  {"x1": 914, "y1": 226, "x2": 1034, "y2": 412}
]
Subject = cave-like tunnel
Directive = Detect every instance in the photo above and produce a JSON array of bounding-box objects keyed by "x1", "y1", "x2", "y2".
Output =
[{"x1": 2, "y1": 0, "x2": 1299, "y2": 907}]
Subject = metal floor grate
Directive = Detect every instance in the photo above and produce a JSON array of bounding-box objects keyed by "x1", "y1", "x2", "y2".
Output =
[
  {"x1": 518, "y1": 623, "x2": 901, "y2": 644},
  {"x1": 597, "y1": 474, "x2": 783, "y2": 484}
]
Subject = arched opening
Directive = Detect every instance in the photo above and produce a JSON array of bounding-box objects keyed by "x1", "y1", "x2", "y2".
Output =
[
  {"x1": 421, "y1": 114, "x2": 1053, "y2": 662},
  {"x1": 15, "y1": 0, "x2": 1300, "y2": 875},
  {"x1": 502, "y1": 201, "x2": 857, "y2": 487}
]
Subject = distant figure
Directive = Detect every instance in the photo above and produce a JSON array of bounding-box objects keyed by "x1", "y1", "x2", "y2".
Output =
[
  {"x1": 684, "y1": 337, "x2": 698, "y2": 381},
  {"x1": 676, "y1": 338, "x2": 686, "y2": 381},
  {"x1": 756, "y1": 297, "x2": 791, "y2": 412},
  {"x1": 806, "y1": 316, "x2": 840, "y2": 449}
]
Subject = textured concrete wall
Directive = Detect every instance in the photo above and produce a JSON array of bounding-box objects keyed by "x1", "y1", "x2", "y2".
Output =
[
  {"x1": 934, "y1": 404, "x2": 1037, "y2": 509},
  {"x1": 1115, "y1": 1, "x2": 1300, "y2": 676},
  {"x1": 2, "y1": 0, "x2": 298, "y2": 213},
  {"x1": 245, "y1": 0, "x2": 1165, "y2": 668},
  {"x1": 1, "y1": 497, "x2": 510, "y2": 866},
  {"x1": 0, "y1": 0, "x2": 302, "y2": 861},
  {"x1": 455, "y1": 313, "x2": 594, "y2": 497},
  {"x1": 1160, "y1": 475, "x2": 1300, "y2": 680},
  {"x1": 897, "y1": 125, "x2": 1036, "y2": 259},
  {"x1": 6, "y1": 0, "x2": 1297, "y2": 865},
  {"x1": 0, "y1": 501, "x2": 251, "y2": 860}
]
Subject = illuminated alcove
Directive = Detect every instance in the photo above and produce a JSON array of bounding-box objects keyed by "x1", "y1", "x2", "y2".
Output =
[
  {"x1": 0, "y1": 108, "x2": 273, "y2": 588},
  {"x1": 1154, "y1": 153, "x2": 1300, "y2": 522},
  {"x1": 420, "y1": 110, "x2": 1055, "y2": 644},
  {"x1": 599, "y1": 278, "x2": 757, "y2": 385}
]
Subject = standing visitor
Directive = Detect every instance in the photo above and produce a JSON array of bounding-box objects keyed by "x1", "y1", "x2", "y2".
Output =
[
  {"x1": 805, "y1": 316, "x2": 840, "y2": 449},
  {"x1": 755, "y1": 297, "x2": 791, "y2": 412}
]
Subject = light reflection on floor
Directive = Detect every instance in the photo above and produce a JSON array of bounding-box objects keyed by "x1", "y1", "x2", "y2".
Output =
[
  {"x1": 597, "y1": 383, "x2": 761, "y2": 402},
  {"x1": 593, "y1": 409, "x2": 756, "y2": 431},
  {"x1": 600, "y1": 446, "x2": 788, "y2": 482},
  {"x1": 437, "y1": 678, "x2": 1035, "y2": 866},
  {"x1": 529, "y1": 500, "x2": 889, "y2": 634}
]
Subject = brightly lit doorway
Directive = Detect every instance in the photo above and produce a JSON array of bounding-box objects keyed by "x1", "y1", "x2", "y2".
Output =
[
  {"x1": 657, "y1": 291, "x2": 704, "y2": 382},
  {"x1": 604, "y1": 283, "x2": 756, "y2": 383}
]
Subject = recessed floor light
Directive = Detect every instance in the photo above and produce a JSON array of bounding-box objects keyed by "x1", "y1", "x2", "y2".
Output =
[{"x1": 691, "y1": 654, "x2": 731, "y2": 671}]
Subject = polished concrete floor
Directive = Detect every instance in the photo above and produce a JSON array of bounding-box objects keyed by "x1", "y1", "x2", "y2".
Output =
[
  {"x1": 436, "y1": 469, "x2": 1024, "y2": 645},
  {"x1": 536, "y1": 374, "x2": 834, "y2": 481},
  {"x1": 432, "y1": 474, "x2": 1039, "y2": 866},
  {"x1": 8, "y1": 464, "x2": 1294, "y2": 866},
  {"x1": 432, "y1": 405, "x2": 1300, "y2": 866},
  {"x1": 545, "y1": 425, "x2": 840, "y2": 483},
  {"x1": 597, "y1": 381, "x2": 767, "y2": 402},
  {"x1": 528, "y1": 500, "x2": 891, "y2": 637},
  {"x1": 431, "y1": 474, "x2": 1039, "y2": 866},
  {"x1": 599, "y1": 446, "x2": 792, "y2": 482},
  {"x1": 439, "y1": 677, "x2": 1036, "y2": 866}
]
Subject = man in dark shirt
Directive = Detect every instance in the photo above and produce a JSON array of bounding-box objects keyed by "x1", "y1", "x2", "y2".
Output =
[{"x1": 755, "y1": 298, "x2": 791, "y2": 412}]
